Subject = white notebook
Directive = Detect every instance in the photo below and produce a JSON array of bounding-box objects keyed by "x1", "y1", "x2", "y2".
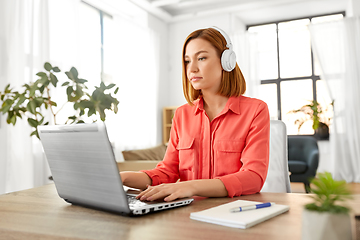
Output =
[{"x1": 190, "y1": 200, "x2": 289, "y2": 229}]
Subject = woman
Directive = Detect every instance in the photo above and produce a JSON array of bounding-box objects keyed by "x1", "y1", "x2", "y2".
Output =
[{"x1": 120, "y1": 27, "x2": 270, "y2": 202}]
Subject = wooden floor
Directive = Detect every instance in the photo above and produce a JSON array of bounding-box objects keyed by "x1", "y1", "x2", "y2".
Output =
[{"x1": 291, "y1": 182, "x2": 360, "y2": 194}]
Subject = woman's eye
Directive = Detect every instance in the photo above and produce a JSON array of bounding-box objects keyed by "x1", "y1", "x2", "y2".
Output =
[
  {"x1": 184, "y1": 60, "x2": 190, "y2": 64},
  {"x1": 198, "y1": 57, "x2": 206, "y2": 61}
]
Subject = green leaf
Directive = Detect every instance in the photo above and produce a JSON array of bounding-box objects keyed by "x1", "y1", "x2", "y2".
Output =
[
  {"x1": 33, "y1": 97, "x2": 44, "y2": 108},
  {"x1": 30, "y1": 130, "x2": 38, "y2": 136},
  {"x1": 1, "y1": 105, "x2": 11, "y2": 114},
  {"x1": 30, "y1": 130, "x2": 40, "y2": 139},
  {"x1": 14, "y1": 94, "x2": 26, "y2": 108},
  {"x1": 49, "y1": 101, "x2": 57, "y2": 107},
  {"x1": 306, "y1": 172, "x2": 353, "y2": 214},
  {"x1": 29, "y1": 85, "x2": 37, "y2": 97},
  {"x1": 75, "y1": 86, "x2": 84, "y2": 97},
  {"x1": 44, "y1": 62, "x2": 52, "y2": 71},
  {"x1": 65, "y1": 71, "x2": 73, "y2": 80},
  {"x1": 76, "y1": 78, "x2": 88, "y2": 84},
  {"x1": 73, "y1": 102, "x2": 79, "y2": 110},
  {"x1": 70, "y1": 67, "x2": 79, "y2": 79},
  {"x1": 26, "y1": 101, "x2": 37, "y2": 114},
  {"x1": 50, "y1": 73, "x2": 58, "y2": 87},
  {"x1": 36, "y1": 71, "x2": 47, "y2": 78},
  {"x1": 27, "y1": 118, "x2": 38, "y2": 128},
  {"x1": 39, "y1": 85, "x2": 45, "y2": 93},
  {"x1": 99, "y1": 107, "x2": 106, "y2": 121},
  {"x1": 67, "y1": 115, "x2": 77, "y2": 124},
  {"x1": 79, "y1": 100, "x2": 94, "y2": 109},
  {"x1": 91, "y1": 88, "x2": 104, "y2": 101},
  {"x1": 39, "y1": 117, "x2": 44, "y2": 125},
  {"x1": 1, "y1": 99, "x2": 14, "y2": 114},
  {"x1": 114, "y1": 87, "x2": 119, "y2": 94},
  {"x1": 15, "y1": 111, "x2": 22, "y2": 118},
  {"x1": 52, "y1": 66, "x2": 61, "y2": 72},
  {"x1": 87, "y1": 107, "x2": 96, "y2": 117},
  {"x1": 24, "y1": 84, "x2": 31, "y2": 90},
  {"x1": 106, "y1": 83, "x2": 116, "y2": 89},
  {"x1": 10, "y1": 114, "x2": 17, "y2": 125},
  {"x1": 61, "y1": 81, "x2": 70, "y2": 87},
  {"x1": 66, "y1": 86, "x2": 74, "y2": 101}
]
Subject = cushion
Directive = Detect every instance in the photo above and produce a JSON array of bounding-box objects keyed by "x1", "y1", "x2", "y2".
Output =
[
  {"x1": 122, "y1": 144, "x2": 167, "y2": 161},
  {"x1": 288, "y1": 160, "x2": 307, "y2": 174}
]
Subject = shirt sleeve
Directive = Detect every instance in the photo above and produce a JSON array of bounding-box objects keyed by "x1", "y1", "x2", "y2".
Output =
[
  {"x1": 216, "y1": 101, "x2": 270, "y2": 197},
  {"x1": 140, "y1": 110, "x2": 181, "y2": 185}
]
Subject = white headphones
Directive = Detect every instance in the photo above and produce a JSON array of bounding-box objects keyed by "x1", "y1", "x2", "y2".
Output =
[{"x1": 211, "y1": 26, "x2": 237, "y2": 72}]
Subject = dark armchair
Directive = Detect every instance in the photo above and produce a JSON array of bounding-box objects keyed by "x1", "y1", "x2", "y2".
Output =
[{"x1": 288, "y1": 136, "x2": 319, "y2": 193}]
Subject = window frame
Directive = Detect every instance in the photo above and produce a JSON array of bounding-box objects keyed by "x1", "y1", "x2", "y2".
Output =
[
  {"x1": 246, "y1": 12, "x2": 345, "y2": 135},
  {"x1": 80, "y1": 1, "x2": 112, "y2": 83}
]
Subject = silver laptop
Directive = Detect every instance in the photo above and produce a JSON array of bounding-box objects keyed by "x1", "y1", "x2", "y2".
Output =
[{"x1": 38, "y1": 122, "x2": 194, "y2": 216}]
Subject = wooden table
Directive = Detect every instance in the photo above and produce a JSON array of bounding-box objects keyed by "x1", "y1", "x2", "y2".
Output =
[{"x1": 0, "y1": 184, "x2": 359, "y2": 240}]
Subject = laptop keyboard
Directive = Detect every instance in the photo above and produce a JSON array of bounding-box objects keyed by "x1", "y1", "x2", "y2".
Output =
[{"x1": 127, "y1": 195, "x2": 148, "y2": 208}]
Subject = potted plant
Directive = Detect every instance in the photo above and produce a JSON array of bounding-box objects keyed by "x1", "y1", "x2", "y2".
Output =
[
  {"x1": 288, "y1": 100, "x2": 332, "y2": 139},
  {"x1": 302, "y1": 172, "x2": 353, "y2": 240},
  {"x1": 0, "y1": 62, "x2": 119, "y2": 138}
]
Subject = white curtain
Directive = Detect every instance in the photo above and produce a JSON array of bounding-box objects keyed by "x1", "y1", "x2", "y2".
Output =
[
  {"x1": 231, "y1": 31, "x2": 260, "y2": 98},
  {"x1": 309, "y1": 17, "x2": 360, "y2": 182},
  {"x1": 106, "y1": 15, "x2": 159, "y2": 161},
  {"x1": 0, "y1": 0, "x2": 51, "y2": 194}
]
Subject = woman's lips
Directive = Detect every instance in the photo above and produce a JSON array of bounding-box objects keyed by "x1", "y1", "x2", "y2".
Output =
[{"x1": 190, "y1": 77, "x2": 202, "y2": 82}]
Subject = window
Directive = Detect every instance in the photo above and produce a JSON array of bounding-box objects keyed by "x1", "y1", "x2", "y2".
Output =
[
  {"x1": 248, "y1": 13, "x2": 343, "y2": 135},
  {"x1": 79, "y1": 1, "x2": 113, "y2": 86}
]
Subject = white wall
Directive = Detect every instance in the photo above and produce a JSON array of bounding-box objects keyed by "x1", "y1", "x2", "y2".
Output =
[{"x1": 347, "y1": 0, "x2": 360, "y2": 17}]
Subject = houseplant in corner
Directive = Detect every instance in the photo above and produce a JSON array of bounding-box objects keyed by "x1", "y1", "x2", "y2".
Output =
[
  {"x1": 302, "y1": 172, "x2": 353, "y2": 240},
  {"x1": 0, "y1": 62, "x2": 119, "y2": 138},
  {"x1": 288, "y1": 100, "x2": 332, "y2": 139}
]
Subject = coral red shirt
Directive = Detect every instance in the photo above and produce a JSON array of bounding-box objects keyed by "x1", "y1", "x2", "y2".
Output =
[{"x1": 141, "y1": 96, "x2": 270, "y2": 197}]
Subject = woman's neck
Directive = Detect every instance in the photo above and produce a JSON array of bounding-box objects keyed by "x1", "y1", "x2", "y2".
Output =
[{"x1": 202, "y1": 93, "x2": 229, "y2": 121}]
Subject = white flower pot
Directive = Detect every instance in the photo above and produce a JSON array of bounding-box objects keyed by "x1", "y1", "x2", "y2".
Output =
[{"x1": 302, "y1": 209, "x2": 352, "y2": 240}]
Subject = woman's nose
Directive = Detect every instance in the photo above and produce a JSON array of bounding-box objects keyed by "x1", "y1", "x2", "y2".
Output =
[{"x1": 188, "y1": 61, "x2": 198, "y2": 73}]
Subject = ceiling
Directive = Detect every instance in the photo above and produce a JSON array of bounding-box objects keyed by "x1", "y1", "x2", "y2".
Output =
[{"x1": 129, "y1": 0, "x2": 348, "y2": 24}]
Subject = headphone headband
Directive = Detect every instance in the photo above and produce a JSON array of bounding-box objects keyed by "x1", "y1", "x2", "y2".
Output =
[{"x1": 211, "y1": 26, "x2": 233, "y2": 51}]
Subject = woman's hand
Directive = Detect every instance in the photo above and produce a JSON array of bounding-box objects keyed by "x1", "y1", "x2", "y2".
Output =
[
  {"x1": 136, "y1": 179, "x2": 228, "y2": 202},
  {"x1": 136, "y1": 181, "x2": 195, "y2": 202}
]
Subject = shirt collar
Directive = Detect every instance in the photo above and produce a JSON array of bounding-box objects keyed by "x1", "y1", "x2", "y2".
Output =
[
  {"x1": 193, "y1": 96, "x2": 241, "y2": 115},
  {"x1": 193, "y1": 98, "x2": 203, "y2": 115},
  {"x1": 226, "y1": 96, "x2": 241, "y2": 115}
]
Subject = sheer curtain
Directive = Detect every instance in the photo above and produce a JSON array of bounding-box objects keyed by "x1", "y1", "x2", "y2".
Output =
[
  {"x1": 231, "y1": 31, "x2": 260, "y2": 98},
  {"x1": 0, "y1": 0, "x2": 51, "y2": 194},
  {"x1": 309, "y1": 17, "x2": 360, "y2": 182},
  {"x1": 106, "y1": 15, "x2": 159, "y2": 161}
]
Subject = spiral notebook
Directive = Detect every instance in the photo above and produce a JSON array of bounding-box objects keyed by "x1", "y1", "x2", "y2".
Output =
[{"x1": 190, "y1": 200, "x2": 289, "y2": 229}]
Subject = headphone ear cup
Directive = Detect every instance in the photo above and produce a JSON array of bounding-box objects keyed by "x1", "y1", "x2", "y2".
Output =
[{"x1": 221, "y1": 49, "x2": 236, "y2": 72}]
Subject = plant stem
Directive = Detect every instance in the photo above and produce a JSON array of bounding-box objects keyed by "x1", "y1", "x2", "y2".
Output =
[
  {"x1": 46, "y1": 86, "x2": 57, "y2": 125},
  {"x1": 54, "y1": 102, "x2": 68, "y2": 117}
]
